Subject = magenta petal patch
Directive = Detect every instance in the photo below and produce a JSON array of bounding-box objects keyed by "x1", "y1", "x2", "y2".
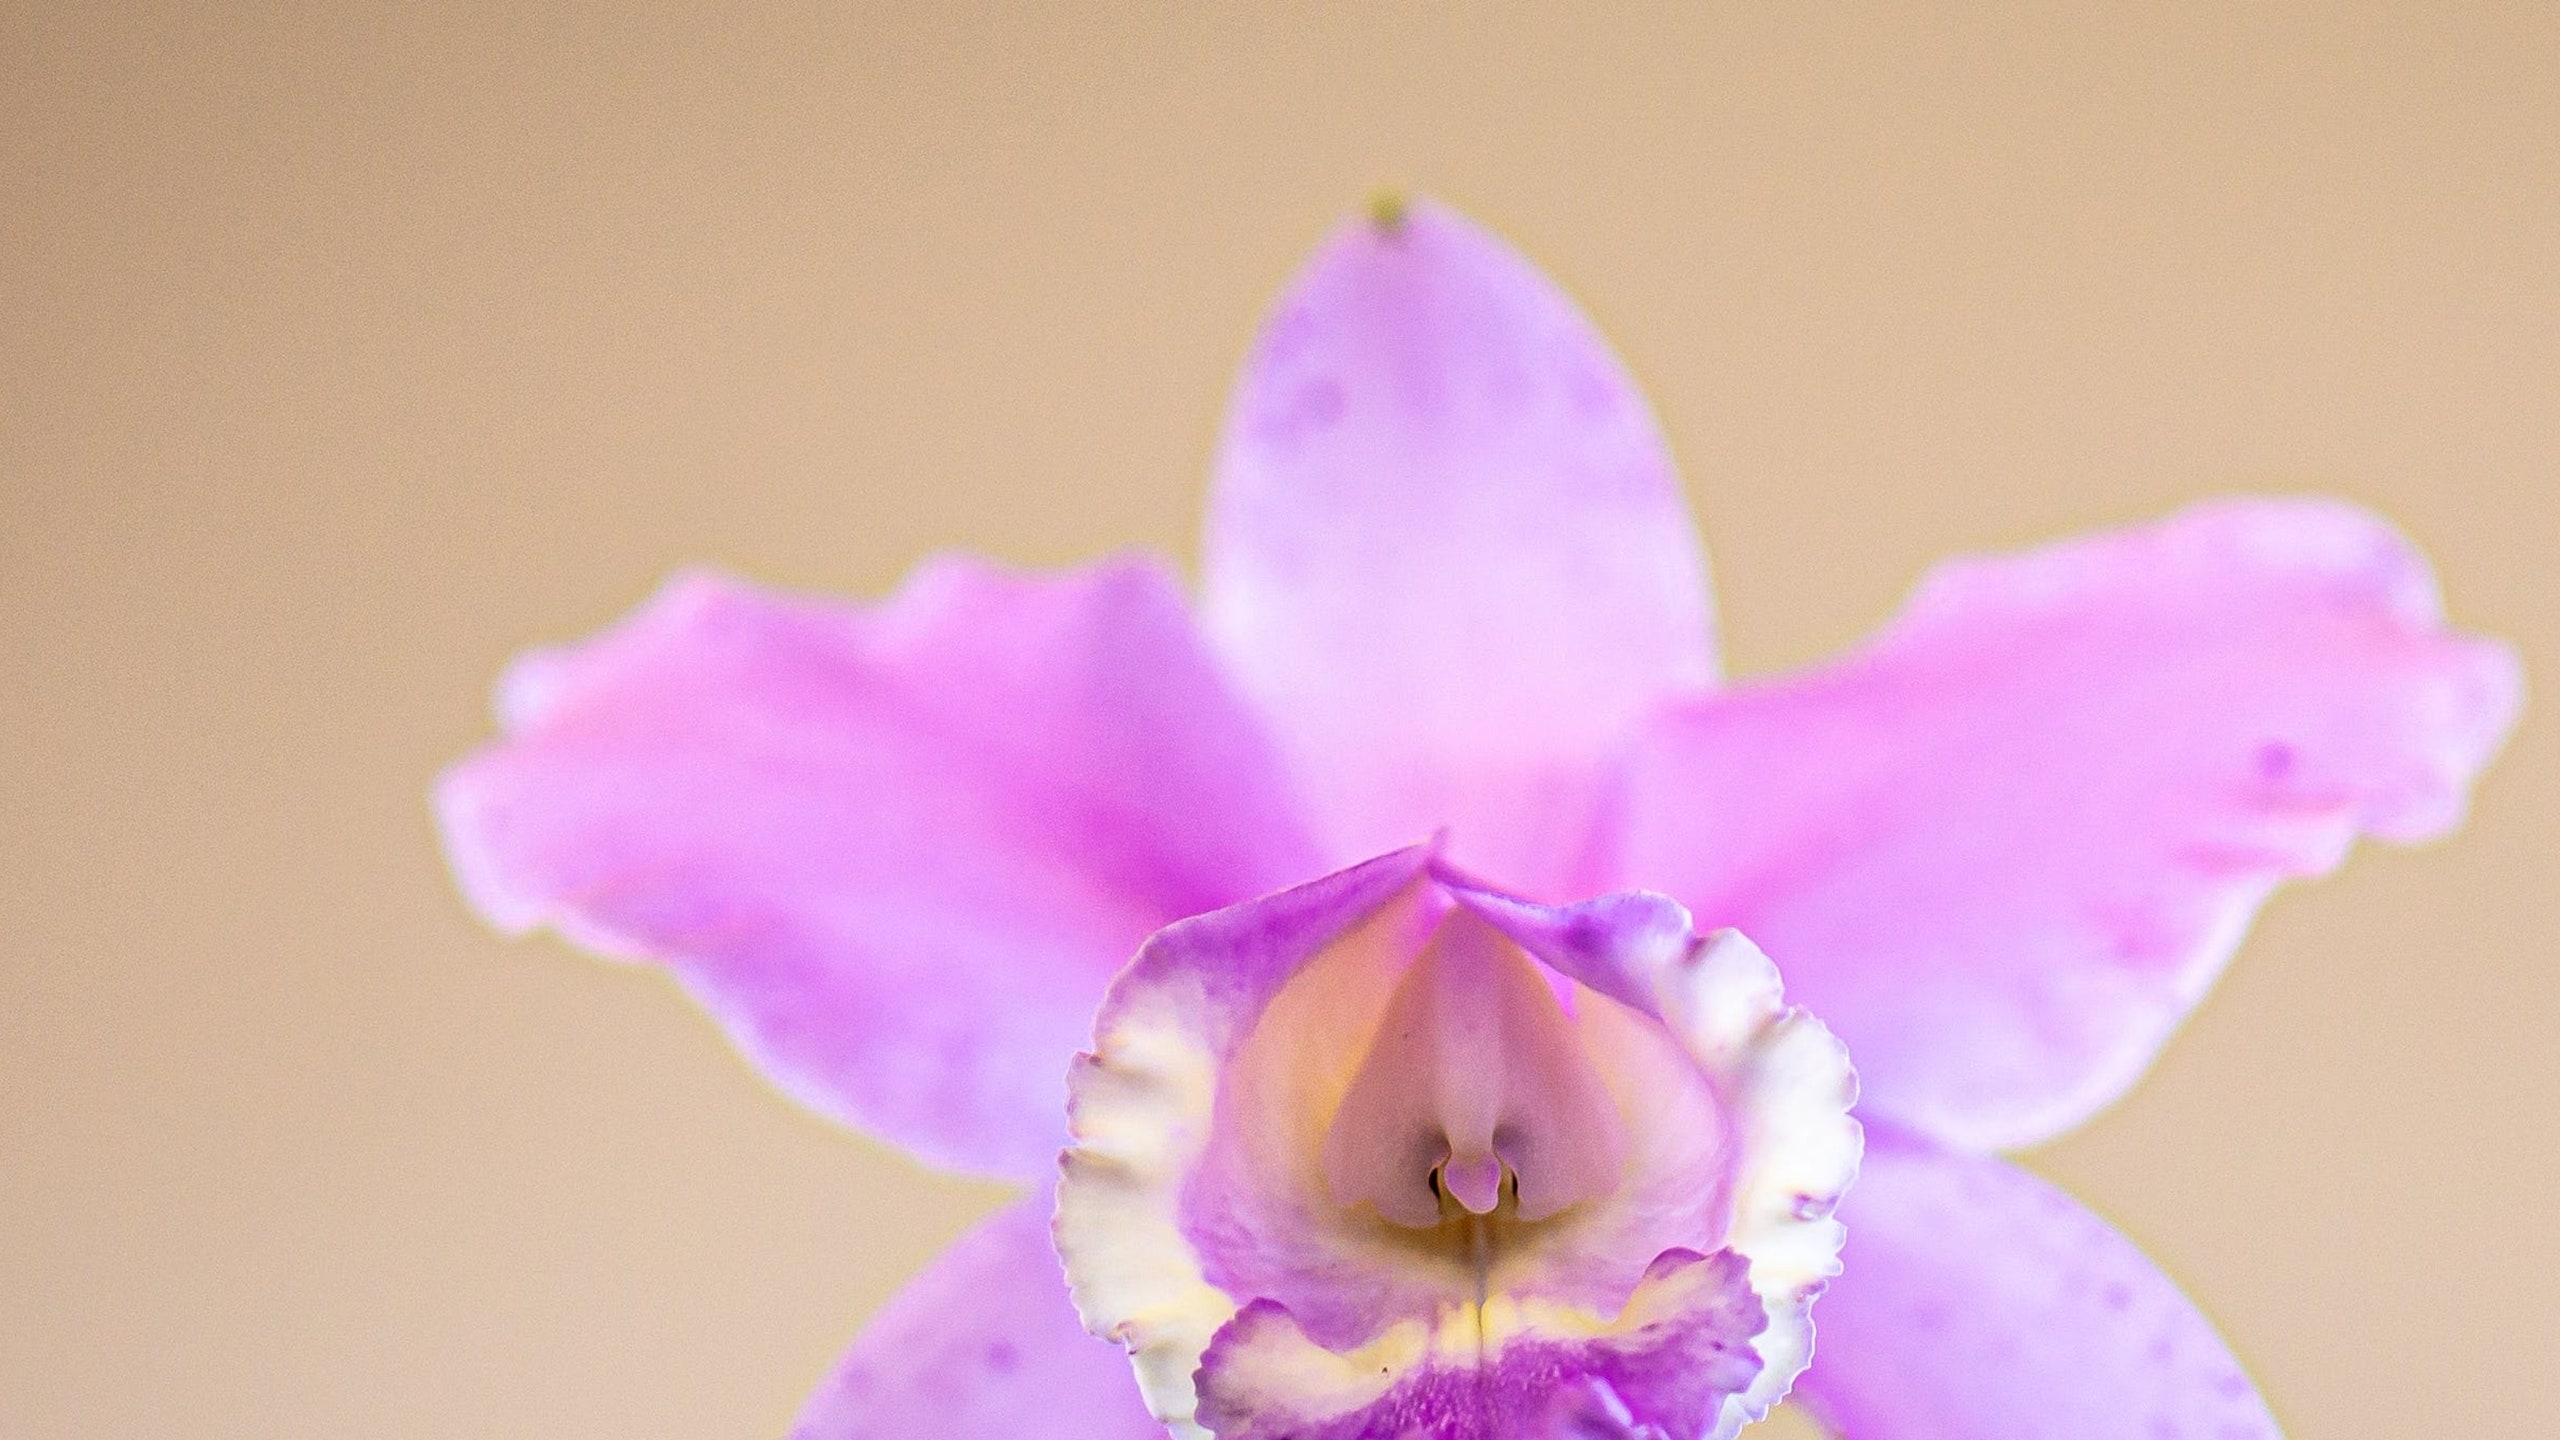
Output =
[
  {"x1": 1619, "y1": 497, "x2": 2523, "y2": 1151},
  {"x1": 1193, "y1": 1249, "x2": 1766, "y2": 1440},
  {"x1": 1202, "y1": 201, "x2": 1716, "y2": 899},
  {"x1": 436, "y1": 555, "x2": 1322, "y2": 1178},
  {"x1": 790, "y1": 1191, "x2": 1163, "y2": 1440},
  {"x1": 1793, "y1": 1127, "x2": 2280, "y2": 1440}
]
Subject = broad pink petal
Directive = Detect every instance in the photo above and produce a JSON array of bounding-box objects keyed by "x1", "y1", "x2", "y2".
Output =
[
  {"x1": 791, "y1": 1191, "x2": 1165, "y2": 1440},
  {"x1": 436, "y1": 556, "x2": 1322, "y2": 1179},
  {"x1": 1793, "y1": 1127, "x2": 2280, "y2": 1440},
  {"x1": 1617, "y1": 498, "x2": 2522, "y2": 1150},
  {"x1": 1201, "y1": 200, "x2": 1715, "y2": 899}
]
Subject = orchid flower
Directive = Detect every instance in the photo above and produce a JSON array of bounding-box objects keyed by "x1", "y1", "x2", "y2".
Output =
[{"x1": 436, "y1": 200, "x2": 2520, "y2": 1439}]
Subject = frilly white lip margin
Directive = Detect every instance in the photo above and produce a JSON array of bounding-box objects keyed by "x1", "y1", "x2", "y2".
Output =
[
  {"x1": 1054, "y1": 849, "x2": 1860, "y2": 1440},
  {"x1": 1669, "y1": 927, "x2": 1864, "y2": 1435}
]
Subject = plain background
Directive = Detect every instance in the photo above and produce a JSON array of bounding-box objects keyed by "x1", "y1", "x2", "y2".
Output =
[{"x1": 5, "y1": 5, "x2": 2554, "y2": 1436}]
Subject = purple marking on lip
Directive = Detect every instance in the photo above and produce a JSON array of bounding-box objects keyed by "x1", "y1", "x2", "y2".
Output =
[{"x1": 1192, "y1": 1249, "x2": 1767, "y2": 1440}]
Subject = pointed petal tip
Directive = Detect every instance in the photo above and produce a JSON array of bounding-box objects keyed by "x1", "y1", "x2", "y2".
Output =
[
  {"x1": 430, "y1": 755, "x2": 544, "y2": 938},
  {"x1": 1364, "y1": 186, "x2": 1412, "y2": 234},
  {"x1": 1288, "y1": 194, "x2": 1553, "y2": 324},
  {"x1": 487, "y1": 565, "x2": 757, "y2": 733}
]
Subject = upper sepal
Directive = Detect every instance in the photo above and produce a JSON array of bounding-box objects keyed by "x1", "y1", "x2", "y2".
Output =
[{"x1": 1202, "y1": 200, "x2": 1717, "y2": 899}]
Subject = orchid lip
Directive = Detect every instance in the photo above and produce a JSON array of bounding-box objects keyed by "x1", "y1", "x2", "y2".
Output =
[{"x1": 1058, "y1": 844, "x2": 1861, "y2": 1440}]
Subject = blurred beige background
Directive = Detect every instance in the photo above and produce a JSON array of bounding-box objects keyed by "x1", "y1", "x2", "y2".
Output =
[{"x1": 4, "y1": 4, "x2": 2554, "y2": 1436}]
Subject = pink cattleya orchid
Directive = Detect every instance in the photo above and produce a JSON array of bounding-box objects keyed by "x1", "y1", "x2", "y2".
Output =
[{"x1": 437, "y1": 200, "x2": 2521, "y2": 1440}]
